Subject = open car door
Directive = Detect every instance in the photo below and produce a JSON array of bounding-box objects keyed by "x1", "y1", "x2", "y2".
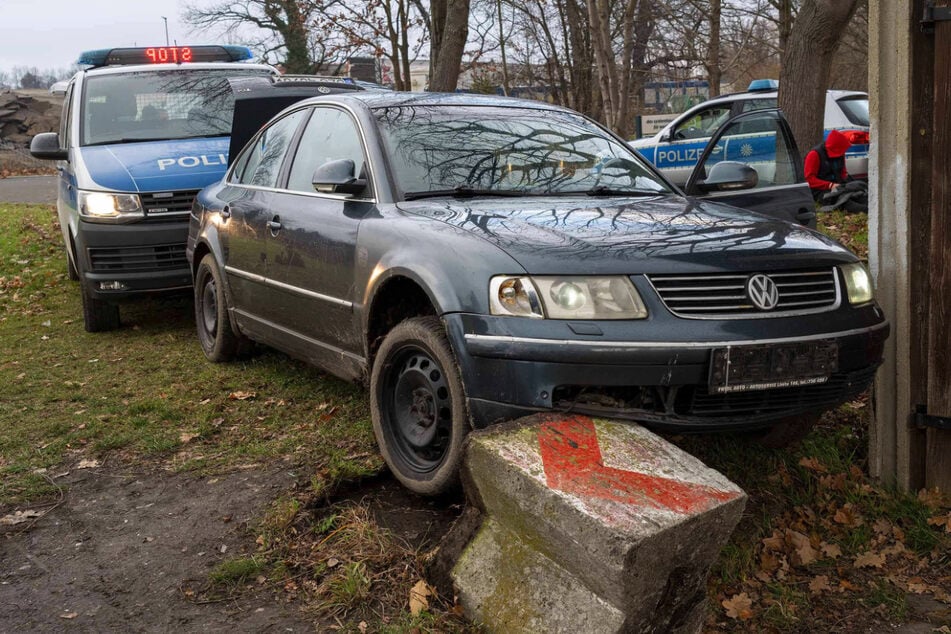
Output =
[{"x1": 684, "y1": 109, "x2": 816, "y2": 228}]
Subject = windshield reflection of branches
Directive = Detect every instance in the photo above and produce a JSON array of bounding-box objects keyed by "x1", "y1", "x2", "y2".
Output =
[
  {"x1": 82, "y1": 69, "x2": 270, "y2": 144},
  {"x1": 376, "y1": 106, "x2": 668, "y2": 195}
]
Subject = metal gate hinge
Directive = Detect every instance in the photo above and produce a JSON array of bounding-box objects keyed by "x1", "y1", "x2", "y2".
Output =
[
  {"x1": 923, "y1": 0, "x2": 951, "y2": 33},
  {"x1": 915, "y1": 405, "x2": 951, "y2": 430}
]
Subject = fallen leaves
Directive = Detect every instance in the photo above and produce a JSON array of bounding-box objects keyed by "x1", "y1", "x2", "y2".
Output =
[
  {"x1": 409, "y1": 579, "x2": 433, "y2": 616},
  {"x1": 809, "y1": 575, "x2": 831, "y2": 594},
  {"x1": 228, "y1": 390, "x2": 256, "y2": 401},
  {"x1": 76, "y1": 459, "x2": 100, "y2": 469},
  {"x1": 722, "y1": 592, "x2": 753, "y2": 620},
  {"x1": 927, "y1": 512, "x2": 951, "y2": 533},
  {"x1": 0, "y1": 509, "x2": 42, "y2": 525},
  {"x1": 853, "y1": 551, "x2": 886, "y2": 569}
]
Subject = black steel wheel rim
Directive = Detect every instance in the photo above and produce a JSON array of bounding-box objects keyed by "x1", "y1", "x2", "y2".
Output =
[
  {"x1": 200, "y1": 274, "x2": 218, "y2": 341},
  {"x1": 381, "y1": 345, "x2": 453, "y2": 474}
]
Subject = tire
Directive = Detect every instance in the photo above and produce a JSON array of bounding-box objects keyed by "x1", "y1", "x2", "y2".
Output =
[
  {"x1": 194, "y1": 253, "x2": 249, "y2": 362},
  {"x1": 757, "y1": 413, "x2": 819, "y2": 449},
  {"x1": 66, "y1": 251, "x2": 79, "y2": 281},
  {"x1": 370, "y1": 316, "x2": 469, "y2": 496},
  {"x1": 80, "y1": 282, "x2": 120, "y2": 332}
]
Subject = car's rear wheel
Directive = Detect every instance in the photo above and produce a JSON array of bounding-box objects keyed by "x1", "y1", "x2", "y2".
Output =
[
  {"x1": 757, "y1": 412, "x2": 820, "y2": 449},
  {"x1": 194, "y1": 253, "x2": 249, "y2": 362},
  {"x1": 370, "y1": 317, "x2": 468, "y2": 496}
]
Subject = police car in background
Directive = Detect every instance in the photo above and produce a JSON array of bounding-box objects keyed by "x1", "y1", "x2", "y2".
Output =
[
  {"x1": 630, "y1": 80, "x2": 870, "y2": 186},
  {"x1": 29, "y1": 46, "x2": 275, "y2": 332}
]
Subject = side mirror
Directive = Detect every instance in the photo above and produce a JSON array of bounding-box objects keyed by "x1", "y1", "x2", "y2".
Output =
[
  {"x1": 311, "y1": 159, "x2": 367, "y2": 195},
  {"x1": 696, "y1": 161, "x2": 758, "y2": 193},
  {"x1": 30, "y1": 132, "x2": 67, "y2": 161}
]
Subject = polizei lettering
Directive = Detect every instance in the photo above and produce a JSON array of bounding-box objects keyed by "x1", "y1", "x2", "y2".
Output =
[
  {"x1": 156, "y1": 154, "x2": 228, "y2": 170},
  {"x1": 656, "y1": 147, "x2": 702, "y2": 166}
]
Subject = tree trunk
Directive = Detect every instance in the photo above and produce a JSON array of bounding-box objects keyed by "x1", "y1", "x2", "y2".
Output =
[
  {"x1": 430, "y1": 0, "x2": 471, "y2": 91},
  {"x1": 778, "y1": 0, "x2": 859, "y2": 150},
  {"x1": 497, "y1": 0, "x2": 510, "y2": 96},
  {"x1": 707, "y1": 0, "x2": 721, "y2": 97}
]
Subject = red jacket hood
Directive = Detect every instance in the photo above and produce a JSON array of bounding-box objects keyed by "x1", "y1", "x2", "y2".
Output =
[{"x1": 825, "y1": 129, "x2": 851, "y2": 158}]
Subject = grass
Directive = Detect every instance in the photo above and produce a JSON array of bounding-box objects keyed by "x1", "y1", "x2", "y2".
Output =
[{"x1": 0, "y1": 203, "x2": 381, "y2": 507}]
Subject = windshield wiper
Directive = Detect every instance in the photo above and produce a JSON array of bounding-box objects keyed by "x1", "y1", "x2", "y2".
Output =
[
  {"x1": 85, "y1": 137, "x2": 175, "y2": 146},
  {"x1": 584, "y1": 185, "x2": 663, "y2": 197},
  {"x1": 403, "y1": 184, "x2": 529, "y2": 201}
]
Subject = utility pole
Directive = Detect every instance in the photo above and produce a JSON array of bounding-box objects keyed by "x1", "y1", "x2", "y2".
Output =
[{"x1": 162, "y1": 16, "x2": 169, "y2": 46}]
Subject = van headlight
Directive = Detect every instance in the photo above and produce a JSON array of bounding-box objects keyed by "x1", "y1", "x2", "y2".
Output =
[
  {"x1": 490, "y1": 275, "x2": 648, "y2": 319},
  {"x1": 839, "y1": 262, "x2": 873, "y2": 304},
  {"x1": 78, "y1": 191, "x2": 144, "y2": 223}
]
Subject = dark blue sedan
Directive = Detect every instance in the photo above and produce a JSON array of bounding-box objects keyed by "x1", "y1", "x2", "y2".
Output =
[{"x1": 187, "y1": 92, "x2": 887, "y2": 495}]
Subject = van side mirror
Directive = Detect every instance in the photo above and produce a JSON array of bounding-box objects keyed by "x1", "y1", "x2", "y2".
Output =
[
  {"x1": 30, "y1": 133, "x2": 67, "y2": 161},
  {"x1": 311, "y1": 159, "x2": 367, "y2": 195}
]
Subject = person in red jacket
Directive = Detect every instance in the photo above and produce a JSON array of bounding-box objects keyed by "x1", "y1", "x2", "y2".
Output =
[{"x1": 804, "y1": 129, "x2": 867, "y2": 212}]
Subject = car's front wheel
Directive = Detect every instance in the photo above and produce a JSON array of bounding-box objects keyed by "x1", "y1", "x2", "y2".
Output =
[
  {"x1": 194, "y1": 253, "x2": 249, "y2": 362},
  {"x1": 370, "y1": 317, "x2": 468, "y2": 496}
]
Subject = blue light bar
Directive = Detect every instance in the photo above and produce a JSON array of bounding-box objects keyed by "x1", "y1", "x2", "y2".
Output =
[
  {"x1": 747, "y1": 79, "x2": 779, "y2": 92},
  {"x1": 78, "y1": 45, "x2": 254, "y2": 68}
]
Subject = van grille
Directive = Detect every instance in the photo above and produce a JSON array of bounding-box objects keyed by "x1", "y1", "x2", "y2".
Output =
[
  {"x1": 647, "y1": 268, "x2": 839, "y2": 318},
  {"x1": 88, "y1": 243, "x2": 187, "y2": 273},
  {"x1": 142, "y1": 190, "x2": 199, "y2": 221}
]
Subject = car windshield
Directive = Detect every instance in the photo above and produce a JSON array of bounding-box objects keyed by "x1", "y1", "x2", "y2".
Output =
[
  {"x1": 836, "y1": 96, "x2": 870, "y2": 127},
  {"x1": 81, "y1": 68, "x2": 273, "y2": 146},
  {"x1": 374, "y1": 105, "x2": 671, "y2": 197}
]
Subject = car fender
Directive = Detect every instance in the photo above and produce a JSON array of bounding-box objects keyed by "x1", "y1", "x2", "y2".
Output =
[{"x1": 357, "y1": 211, "x2": 527, "y2": 331}]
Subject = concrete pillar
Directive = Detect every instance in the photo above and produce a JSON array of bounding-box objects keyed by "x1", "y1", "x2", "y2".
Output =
[{"x1": 868, "y1": 1, "x2": 926, "y2": 490}]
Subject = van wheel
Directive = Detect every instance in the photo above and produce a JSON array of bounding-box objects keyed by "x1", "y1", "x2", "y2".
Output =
[
  {"x1": 194, "y1": 253, "x2": 249, "y2": 362},
  {"x1": 757, "y1": 413, "x2": 819, "y2": 449},
  {"x1": 67, "y1": 251, "x2": 79, "y2": 281},
  {"x1": 80, "y1": 283, "x2": 120, "y2": 332},
  {"x1": 370, "y1": 317, "x2": 468, "y2": 496}
]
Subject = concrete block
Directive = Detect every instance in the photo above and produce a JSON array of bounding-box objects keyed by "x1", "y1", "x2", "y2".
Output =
[{"x1": 450, "y1": 414, "x2": 747, "y2": 633}]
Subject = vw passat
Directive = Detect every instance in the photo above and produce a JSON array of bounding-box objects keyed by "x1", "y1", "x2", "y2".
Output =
[{"x1": 186, "y1": 93, "x2": 888, "y2": 495}]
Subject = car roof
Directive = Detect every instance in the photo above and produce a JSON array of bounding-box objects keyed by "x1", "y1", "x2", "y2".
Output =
[
  {"x1": 77, "y1": 62, "x2": 275, "y2": 78},
  {"x1": 291, "y1": 90, "x2": 573, "y2": 113}
]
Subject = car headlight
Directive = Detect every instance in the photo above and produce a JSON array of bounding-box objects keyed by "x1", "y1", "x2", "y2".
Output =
[
  {"x1": 78, "y1": 191, "x2": 144, "y2": 223},
  {"x1": 490, "y1": 275, "x2": 648, "y2": 319},
  {"x1": 840, "y1": 262, "x2": 873, "y2": 304}
]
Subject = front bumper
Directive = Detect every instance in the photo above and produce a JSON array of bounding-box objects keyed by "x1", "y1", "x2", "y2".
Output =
[
  {"x1": 76, "y1": 219, "x2": 192, "y2": 300},
  {"x1": 444, "y1": 305, "x2": 889, "y2": 431}
]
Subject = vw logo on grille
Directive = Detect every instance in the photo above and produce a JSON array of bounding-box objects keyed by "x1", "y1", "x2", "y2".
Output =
[{"x1": 747, "y1": 274, "x2": 779, "y2": 310}]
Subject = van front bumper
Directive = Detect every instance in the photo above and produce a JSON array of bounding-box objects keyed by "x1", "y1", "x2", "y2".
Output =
[{"x1": 76, "y1": 219, "x2": 192, "y2": 300}]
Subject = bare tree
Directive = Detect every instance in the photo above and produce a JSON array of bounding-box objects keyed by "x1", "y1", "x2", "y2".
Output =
[
  {"x1": 183, "y1": 0, "x2": 328, "y2": 73},
  {"x1": 778, "y1": 0, "x2": 859, "y2": 149}
]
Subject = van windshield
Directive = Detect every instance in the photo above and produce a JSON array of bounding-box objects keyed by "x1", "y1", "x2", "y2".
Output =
[{"x1": 80, "y1": 68, "x2": 273, "y2": 146}]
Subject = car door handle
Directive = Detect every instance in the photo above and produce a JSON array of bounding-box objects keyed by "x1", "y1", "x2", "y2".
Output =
[
  {"x1": 267, "y1": 218, "x2": 282, "y2": 232},
  {"x1": 219, "y1": 205, "x2": 231, "y2": 219}
]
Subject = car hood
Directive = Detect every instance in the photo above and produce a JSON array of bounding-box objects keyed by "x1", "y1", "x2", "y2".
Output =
[
  {"x1": 78, "y1": 137, "x2": 230, "y2": 193},
  {"x1": 395, "y1": 195, "x2": 854, "y2": 275}
]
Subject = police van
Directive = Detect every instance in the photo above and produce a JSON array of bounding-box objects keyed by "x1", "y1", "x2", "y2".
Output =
[
  {"x1": 630, "y1": 79, "x2": 870, "y2": 186},
  {"x1": 30, "y1": 46, "x2": 276, "y2": 331}
]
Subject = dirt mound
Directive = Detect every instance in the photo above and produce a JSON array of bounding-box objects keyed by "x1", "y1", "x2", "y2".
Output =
[{"x1": 0, "y1": 91, "x2": 63, "y2": 148}]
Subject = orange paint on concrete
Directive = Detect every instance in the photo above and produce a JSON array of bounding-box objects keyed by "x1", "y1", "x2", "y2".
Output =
[{"x1": 538, "y1": 416, "x2": 742, "y2": 514}]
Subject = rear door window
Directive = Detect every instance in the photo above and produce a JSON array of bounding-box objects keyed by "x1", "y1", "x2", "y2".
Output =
[{"x1": 237, "y1": 109, "x2": 308, "y2": 188}]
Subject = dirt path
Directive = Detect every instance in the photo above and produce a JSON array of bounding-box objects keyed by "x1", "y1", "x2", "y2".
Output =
[{"x1": 0, "y1": 466, "x2": 311, "y2": 633}]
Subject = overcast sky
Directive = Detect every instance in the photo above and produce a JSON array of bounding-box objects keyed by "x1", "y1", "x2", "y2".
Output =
[{"x1": 0, "y1": 0, "x2": 213, "y2": 73}]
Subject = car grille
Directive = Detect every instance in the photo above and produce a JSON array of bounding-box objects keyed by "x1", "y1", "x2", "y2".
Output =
[
  {"x1": 551, "y1": 366, "x2": 876, "y2": 425},
  {"x1": 683, "y1": 366, "x2": 876, "y2": 418},
  {"x1": 88, "y1": 243, "x2": 187, "y2": 273},
  {"x1": 647, "y1": 268, "x2": 839, "y2": 318},
  {"x1": 141, "y1": 190, "x2": 199, "y2": 221}
]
